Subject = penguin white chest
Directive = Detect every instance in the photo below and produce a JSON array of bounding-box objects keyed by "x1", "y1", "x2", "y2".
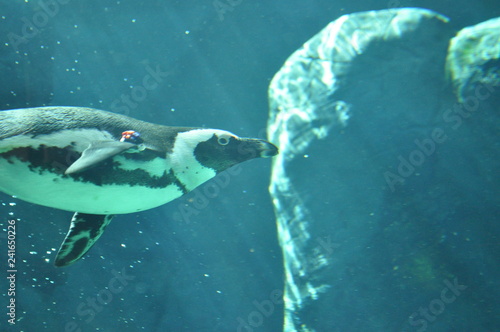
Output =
[{"x1": 0, "y1": 129, "x2": 185, "y2": 214}]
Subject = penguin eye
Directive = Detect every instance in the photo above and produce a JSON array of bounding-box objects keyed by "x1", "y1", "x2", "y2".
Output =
[{"x1": 217, "y1": 135, "x2": 230, "y2": 146}]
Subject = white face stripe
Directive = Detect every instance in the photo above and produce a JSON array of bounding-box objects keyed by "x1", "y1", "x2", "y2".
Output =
[{"x1": 169, "y1": 129, "x2": 237, "y2": 191}]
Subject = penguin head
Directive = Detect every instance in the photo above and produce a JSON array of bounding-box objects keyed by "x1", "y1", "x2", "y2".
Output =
[
  {"x1": 175, "y1": 129, "x2": 277, "y2": 172},
  {"x1": 193, "y1": 130, "x2": 278, "y2": 172},
  {"x1": 170, "y1": 129, "x2": 278, "y2": 190}
]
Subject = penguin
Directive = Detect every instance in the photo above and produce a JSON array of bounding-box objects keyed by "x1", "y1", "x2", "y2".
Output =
[{"x1": 0, "y1": 107, "x2": 278, "y2": 267}]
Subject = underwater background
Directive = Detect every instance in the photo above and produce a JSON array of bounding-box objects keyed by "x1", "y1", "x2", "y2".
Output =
[{"x1": 1, "y1": 1, "x2": 499, "y2": 331}]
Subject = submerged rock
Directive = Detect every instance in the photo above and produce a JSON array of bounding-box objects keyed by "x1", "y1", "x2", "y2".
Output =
[
  {"x1": 446, "y1": 17, "x2": 500, "y2": 102},
  {"x1": 268, "y1": 7, "x2": 498, "y2": 332}
]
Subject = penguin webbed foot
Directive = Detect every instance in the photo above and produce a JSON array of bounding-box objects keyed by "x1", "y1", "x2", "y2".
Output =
[{"x1": 54, "y1": 213, "x2": 114, "y2": 267}]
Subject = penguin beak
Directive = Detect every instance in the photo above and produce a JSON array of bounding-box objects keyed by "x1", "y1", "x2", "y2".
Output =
[{"x1": 241, "y1": 138, "x2": 279, "y2": 158}]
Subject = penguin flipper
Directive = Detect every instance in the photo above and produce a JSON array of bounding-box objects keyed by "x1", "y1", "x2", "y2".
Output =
[
  {"x1": 54, "y1": 213, "x2": 114, "y2": 267},
  {"x1": 65, "y1": 140, "x2": 135, "y2": 174}
]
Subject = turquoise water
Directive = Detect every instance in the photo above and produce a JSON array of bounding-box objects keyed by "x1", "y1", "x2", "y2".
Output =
[{"x1": 1, "y1": 1, "x2": 499, "y2": 331}]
